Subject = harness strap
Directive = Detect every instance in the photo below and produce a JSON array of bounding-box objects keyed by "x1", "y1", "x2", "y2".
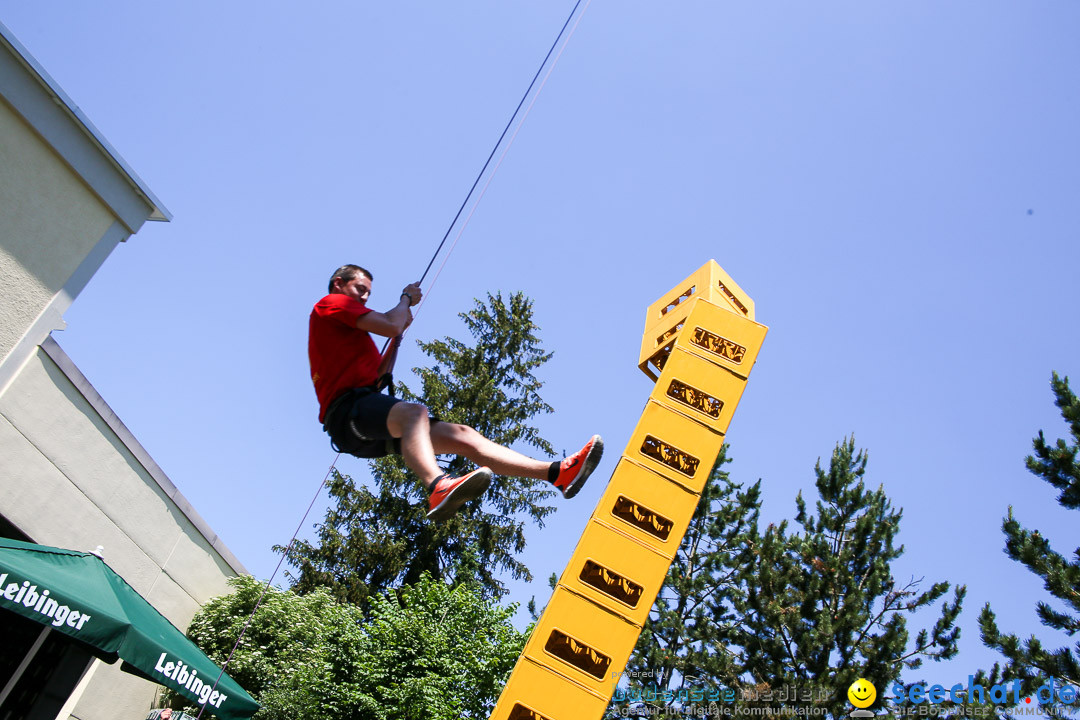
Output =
[
  {"x1": 323, "y1": 385, "x2": 379, "y2": 438},
  {"x1": 323, "y1": 384, "x2": 398, "y2": 457}
]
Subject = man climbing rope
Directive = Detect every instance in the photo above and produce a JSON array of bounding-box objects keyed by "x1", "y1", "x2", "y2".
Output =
[{"x1": 309, "y1": 264, "x2": 604, "y2": 521}]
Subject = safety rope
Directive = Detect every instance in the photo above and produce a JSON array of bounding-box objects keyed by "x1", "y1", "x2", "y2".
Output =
[
  {"x1": 195, "y1": 454, "x2": 340, "y2": 718},
  {"x1": 384, "y1": 0, "x2": 592, "y2": 365},
  {"x1": 418, "y1": 0, "x2": 588, "y2": 288},
  {"x1": 194, "y1": 2, "x2": 591, "y2": 714},
  {"x1": 417, "y1": 0, "x2": 594, "y2": 316}
]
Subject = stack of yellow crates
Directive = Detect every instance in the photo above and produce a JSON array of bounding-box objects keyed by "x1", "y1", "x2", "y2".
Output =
[{"x1": 490, "y1": 260, "x2": 768, "y2": 720}]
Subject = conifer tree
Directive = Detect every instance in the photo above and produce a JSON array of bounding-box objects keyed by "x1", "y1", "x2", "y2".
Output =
[
  {"x1": 616, "y1": 438, "x2": 964, "y2": 719},
  {"x1": 734, "y1": 438, "x2": 965, "y2": 720},
  {"x1": 283, "y1": 292, "x2": 558, "y2": 606},
  {"x1": 619, "y1": 448, "x2": 762, "y2": 714},
  {"x1": 978, "y1": 372, "x2": 1080, "y2": 708}
]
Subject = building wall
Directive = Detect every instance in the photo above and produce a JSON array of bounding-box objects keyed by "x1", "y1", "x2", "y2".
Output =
[
  {"x1": 1, "y1": 22, "x2": 247, "y2": 720},
  {"x1": 0, "y1": 343, "x2": 240, "y2": 614},
  {"x1": 0, "y1": 96, "x2": 116, "y2": 366},
  {"x1": 0, "y1": 341, "x2": 246, "y2": 719}
]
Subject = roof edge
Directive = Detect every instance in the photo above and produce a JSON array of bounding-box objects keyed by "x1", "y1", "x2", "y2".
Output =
[
  {"x1": 0, "y1": 20, "x2": 171, "y2": 222},
  {"x1": 40, "y1": 336, "x2": 248, "y2": 577}
]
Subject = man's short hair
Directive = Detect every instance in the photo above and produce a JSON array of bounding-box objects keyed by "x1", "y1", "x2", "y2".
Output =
[{"x1": 328, "y1": 264, "x2": 373, "y2": 294}]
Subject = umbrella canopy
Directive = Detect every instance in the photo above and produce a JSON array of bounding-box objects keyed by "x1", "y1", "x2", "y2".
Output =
[{"x1": 0, "y1": 538, "x2": 259, "y2": 719}]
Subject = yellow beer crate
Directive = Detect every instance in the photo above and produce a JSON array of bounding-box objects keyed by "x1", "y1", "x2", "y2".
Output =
[
  {"x1": 523, "y1": 586, "x2": 641, "y2": 700},
  {"x1": 647, "y1": 346, "x2": 748, "y2": 435},
  {"x1": 624, "y1": 400, "x2": 723, "y2": 494},
  {"x1": 558, "y1": 519, "x2": 674, "y2": 627},
  {"x1": 643, "y1": 260, "x2": 755, "y2": 335},
  {"x1": 488, "y1": 657, "x2": 608, "y2": 720},
  {"x1": 639, "y1": 297, "x2": 768, "y2": 381},
  {"x1": 592, "y1": 458, "x2": 701, "y2": 560}
]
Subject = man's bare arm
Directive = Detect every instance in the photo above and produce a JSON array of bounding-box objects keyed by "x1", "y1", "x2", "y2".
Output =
[
  {"x1": 376, "y1": 335, "x2": 402, "y2": 377},
  {"x1": 355, "y1": 282, "x2": 422, "y2": 337}
]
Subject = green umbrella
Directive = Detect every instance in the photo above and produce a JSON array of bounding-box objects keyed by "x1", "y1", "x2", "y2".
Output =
[{"x1": 0, "y1": 538, "x2": 259, "y2": 719}]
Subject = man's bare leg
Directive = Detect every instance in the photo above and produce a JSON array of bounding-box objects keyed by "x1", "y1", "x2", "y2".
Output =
[
  {"x1": 386, "y1": 402, "x2": 444, "y2": 487},
  {"x1": 387, "y1": 401, "x2": 600, "y2": 505},
  {"x1": 429, "y1": 422, "x2": 550, "y2": 479},
  {"x1": 387, "y1": 402, "x2": 497, "y2": 521}
]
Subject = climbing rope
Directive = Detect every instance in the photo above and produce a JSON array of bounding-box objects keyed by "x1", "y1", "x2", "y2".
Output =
[
  {"x1": 195, "y1": 453, "x2": 340, "y2": 718},
  {"x1": 417, "y1": 0, "x2": 594, "y2": 317},
  {"x1": 418, "y1": 0, "x2": 589, "y2": 289},
  {"x1": 194, "y1": 2, "x2": 592, "y2": 714}
]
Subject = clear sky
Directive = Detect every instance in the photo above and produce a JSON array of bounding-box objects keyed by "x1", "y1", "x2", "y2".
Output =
[{"x1": 4, "y1": 0, "x2": 1079, "y2": 688}]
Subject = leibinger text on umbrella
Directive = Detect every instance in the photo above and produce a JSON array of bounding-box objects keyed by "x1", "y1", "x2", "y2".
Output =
[
  {"x1": 153, "y1": 652, "x2": 229, "y2": 708},
  {"x1": 0, "y1": 572, "x2": 93, "y2": 630}
]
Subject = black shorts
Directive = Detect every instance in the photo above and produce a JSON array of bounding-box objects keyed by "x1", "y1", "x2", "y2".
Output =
[{"x1": 323, "y1": 388, "x2": 404, "y2": 459}]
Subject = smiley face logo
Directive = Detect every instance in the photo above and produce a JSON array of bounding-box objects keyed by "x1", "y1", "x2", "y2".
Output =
[{"x1": 848, "y1": 678, "x2": 876, "y2": 709}]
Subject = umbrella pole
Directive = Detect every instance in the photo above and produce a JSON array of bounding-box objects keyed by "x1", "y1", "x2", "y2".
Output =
[{"x1": 0, "y1": 625, "x2": 50, "y2": 706}]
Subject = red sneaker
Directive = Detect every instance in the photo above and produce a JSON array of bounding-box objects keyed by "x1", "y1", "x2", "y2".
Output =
[
  {"x1": 426, "y1": 467, "x2": 493, "y2": 521},
  {"x1": 553, "y1": 435, "x2": 604, "y2": 499}
]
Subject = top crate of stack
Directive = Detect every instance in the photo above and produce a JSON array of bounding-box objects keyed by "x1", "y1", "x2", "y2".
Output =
[{"x1": 638, "y1": 260, "x2": 760, "y2": 380}]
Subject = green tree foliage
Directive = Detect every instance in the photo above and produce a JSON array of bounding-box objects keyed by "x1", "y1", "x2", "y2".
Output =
[
  {"x1": 738, "y1": 438, "x2": 964, "y2": 719},
  {"x1": 619, "y1": 447, "x2": 762, "y2": 713},
  {"x1": 618, "y1": 438, "x2": 964, "y2": 719},
  {"x1": 345, "y1": 576, "x2": 526, "y2": 719},
  {"x1": 164, "y1": 574, "x2": 366, "y2": 716},
  {"x1": 170, "y1": 574, "x2": 525, "y2": 719},
  {"x1": 284, "y1": 292, "x2": 557, "y2": 606},
  {"x1": 977, "y1": 372, "x2": 1080, "y2": 709}
]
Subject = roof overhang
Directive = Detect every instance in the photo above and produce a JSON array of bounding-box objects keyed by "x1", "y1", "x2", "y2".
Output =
[{"x1": 0, "y1": 20, "x2": 171, "y2": 230}]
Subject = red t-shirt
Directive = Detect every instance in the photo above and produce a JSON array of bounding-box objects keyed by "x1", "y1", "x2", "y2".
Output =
[{"x1": 309, "y1": 293, "x2": 381, "y2": 422}]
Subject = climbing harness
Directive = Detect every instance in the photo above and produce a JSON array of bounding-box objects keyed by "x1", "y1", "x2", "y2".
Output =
[{"x1": 323, "y1": 385, "x2": 399, "y2": 458}]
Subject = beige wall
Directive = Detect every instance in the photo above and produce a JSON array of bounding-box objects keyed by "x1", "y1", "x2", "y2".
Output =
[
  {"x1": 0, "y1": 97, "x2": 115, "y2": 364},
  {"x1": 0, "y1": 342, "x2": 242, "y2": 719},
  {"x1": 0, "y1": 346, "x2": 238, "y2": 607}
]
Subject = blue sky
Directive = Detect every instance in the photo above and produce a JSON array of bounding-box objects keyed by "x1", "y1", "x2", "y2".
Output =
[{"x1": 4, "y1": 0, "x2": 1079, "y2": 687}]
